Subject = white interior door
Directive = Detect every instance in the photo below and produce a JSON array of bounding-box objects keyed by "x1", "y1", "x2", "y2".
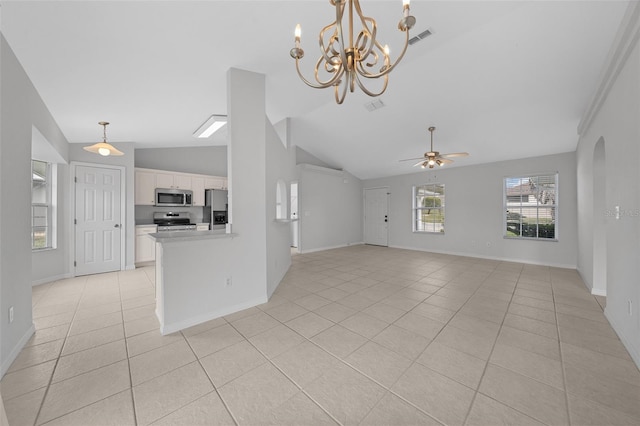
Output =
[
  {"x1": 75, "y1": 165, "x2": 122, "y2": 276},
  {"x1": 364, "y1": 187, "x2": 389, "y2": 246},
  {"x1": 290, "y1": 182, "x2": 299, "y2": 248}
]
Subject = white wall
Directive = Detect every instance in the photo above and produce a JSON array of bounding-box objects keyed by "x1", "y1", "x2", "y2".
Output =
[
  {"x1": 265, "y1": 122, "x2": 295, "y2": 296},
  {"x1": 575, "y1": 2, "x2": 640, "y2": 366},
  {"x1": 1, "y1": 35, "x2": 69, "y2": 376},
  {"x1": 135, "y1": 145, "x2": 227, "y2": 176},
  {"x1": 297, "y1": 165, "x2": 364, "y2": 253},
  {"x1": 69, "y1": 143, "x2": 136, "y2": 271},
  {"x1": 364, "y1": 152, "x2": 578, "y2": 268}
]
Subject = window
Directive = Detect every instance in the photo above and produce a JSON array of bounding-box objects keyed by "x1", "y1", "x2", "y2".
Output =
[
  {"x1": 413, "y1": 184, "x2": 445, "y2": 233},
  {"x1": 504, "y1": 173, "x2": 557, "y2": 240},
  {"x1": 32, "y1": 159, "x2": 55, "y2": 249}
]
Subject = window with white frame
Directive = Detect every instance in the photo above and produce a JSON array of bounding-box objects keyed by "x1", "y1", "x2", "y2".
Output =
[
  {"x1": 32, "y1": 159, "x2": 55, "y2": 249},
  {"x1": 413, "y1": 184, "x2": 445, "y2": 233},
  {"x1": 504, "y1": 173, "x2": 557, "y2": 240}
]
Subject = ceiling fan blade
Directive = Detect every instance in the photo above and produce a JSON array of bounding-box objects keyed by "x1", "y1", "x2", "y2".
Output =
[
  {"x1": 438, "y1": 157, "x2": 454, "y2": 164},
  {"x1": 440, "y1": 152, "x2": 469, "y2": 158},
  {"x1": 399, "y1": 157, "x2": 426, "y2": 162},
  {"x1": 412, "y1": 160, "x2": 427, "y2": 167}
]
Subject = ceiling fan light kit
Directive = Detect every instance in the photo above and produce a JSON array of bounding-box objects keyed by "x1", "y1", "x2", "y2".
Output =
[
  {"x1": 83, "y1": 121, "x2": 124, "y2": 156},
  {"x1": 290, "y1": 0, "x2": 416, "y2": 104}
]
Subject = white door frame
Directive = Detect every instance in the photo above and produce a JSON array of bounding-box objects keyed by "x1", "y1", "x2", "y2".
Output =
[
  {"x1": 363, "y1": 186, "x2": 390, "y2": 246},
  {"x1": 69, "y1": 161, "x2": 126, "y2": 276}
]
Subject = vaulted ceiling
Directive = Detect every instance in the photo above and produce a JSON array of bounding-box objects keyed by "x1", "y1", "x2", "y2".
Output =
[{"x1": 1, "y1": 1, "x2": 629, "y2": 179}]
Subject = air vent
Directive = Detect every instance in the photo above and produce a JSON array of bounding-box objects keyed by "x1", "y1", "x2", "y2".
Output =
[
  {"x1": 364, "y1": 99, "x2": 385, "y2": 112},
  {"x1": 409, "y1": 28, "x2": 433, "y2": 45}
]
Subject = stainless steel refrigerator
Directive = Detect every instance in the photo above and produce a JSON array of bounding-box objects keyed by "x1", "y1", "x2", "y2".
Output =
[{"x1": 204, "y1": 189, "x2": 228, "y2": 230}]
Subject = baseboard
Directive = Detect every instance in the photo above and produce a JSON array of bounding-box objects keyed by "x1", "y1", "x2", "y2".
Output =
[
  {"x1": 1, "y1": 323, "x2": 35, "y2": 378},
  {"x1": 32, "y1": 273, "x2": 73, "y2": 287},
  {"x1": 299, "y1": 242, "x2": 364, "y2": 254},
  {"x1": 387, "y1": 244, "x2": 577, "y2": 270},
  {"x1": 591, "y1": 288, "x2": 607, "y2": 297},
  {"x1": 604, "y1": 309, "x2": 640, "y2": 369},
  {"x1": 160, "y1": 296, "x2": 268, "y2": 335},
  {"x1": 125, "y1": 264, "x2": 136, "y2": 271}
]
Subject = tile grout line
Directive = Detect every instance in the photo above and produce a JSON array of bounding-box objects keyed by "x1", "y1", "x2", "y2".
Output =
[
  {"x1": 460, "y1": 264, "x2": 522, "y2": 426},
  {"x1": 550, "y1": 275, "x2": 573, "y2": 425},
  {"x1": 32, "y1": 276, "x2": 88, "y2": 426},
  {"x1": 118, "y1": 271, "x2": 140, "y2": 426},
  {"x1": 225, "y1": 316, "x2": 344, "y2": 426},
  {"x1": 180, "y1": 329, "x2": 241, "y2": 426}
]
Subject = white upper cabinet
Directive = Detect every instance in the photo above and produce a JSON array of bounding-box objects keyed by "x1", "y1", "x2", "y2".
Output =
[
  {"x1": 191, "y1": 177, "x2": 205, "y2": 206},
  {"x1": 205, "y1": 176, "x2": 228, "y2": 190},
  {"x1": 135, "y1": 170, "x2": 156, "y2": 205},
  {"x1": 156, "y1": 172, "x2": 191, "y2": 190},
  {"x1": 135, "y1": 168, "x2": 226, "y2": 206}
]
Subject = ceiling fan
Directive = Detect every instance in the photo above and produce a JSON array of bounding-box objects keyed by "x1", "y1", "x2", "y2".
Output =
[{"x1": 400, "y1": 126, "x2": 469, "y2": 169}]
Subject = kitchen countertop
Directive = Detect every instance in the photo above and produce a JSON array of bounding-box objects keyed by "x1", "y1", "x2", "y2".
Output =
[{"x1": 149, "y1": 229, "x2": 235, "y2": 243}]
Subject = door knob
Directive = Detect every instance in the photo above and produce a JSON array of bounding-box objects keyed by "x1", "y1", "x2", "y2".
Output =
[{"x1": 114, "y1": 224, "x2": 120, "y2": 228}]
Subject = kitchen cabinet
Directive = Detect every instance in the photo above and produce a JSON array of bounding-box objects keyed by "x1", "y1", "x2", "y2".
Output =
[
  {"x1": 135, "y1": 170, "x2": 156, "y2": 205},
  {"x1": 135, "y1": 168, "x2": 227, "y2": 206},
  {"x1": 205, "y1": 176, "x2": 228, "y2": 190},
  {"x1": 192, "y1": 177, "x2": 205, "y2": 206},
  {"x1": 156, "y1": 172, "x2": 191, "y2": 190},
  {"x1": 135, "y1": 225, "x2": 157, "y2": 264}
]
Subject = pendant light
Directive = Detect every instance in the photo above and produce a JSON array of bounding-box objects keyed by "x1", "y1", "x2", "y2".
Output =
[{"x1": 83, "y1": 121, "x2": 124, "y2": 156}]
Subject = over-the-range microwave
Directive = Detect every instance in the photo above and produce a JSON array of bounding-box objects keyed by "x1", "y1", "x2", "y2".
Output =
[{"x1": 155, "y1": 188, "x2": 193, "y2": 207}]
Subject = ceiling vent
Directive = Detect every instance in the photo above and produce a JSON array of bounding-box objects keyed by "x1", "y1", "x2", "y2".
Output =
[
  {"x1": 409, "y1": 28, "x2": 433, "y2": 46},
  {"x1": 364, "y1": 99, "x2": 385, "y2": 112}
]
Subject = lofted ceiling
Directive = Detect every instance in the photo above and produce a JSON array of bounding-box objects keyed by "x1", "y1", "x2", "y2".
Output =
[{"x1": 1, "y1": 1, "x2": 629, "y2": 179}]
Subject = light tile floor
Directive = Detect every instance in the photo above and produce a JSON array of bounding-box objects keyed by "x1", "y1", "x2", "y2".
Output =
[{"x1": 2, "y1": 245, "x2": 640, "y2": 425}]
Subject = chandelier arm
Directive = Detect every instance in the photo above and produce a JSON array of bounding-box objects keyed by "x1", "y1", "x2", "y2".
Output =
[
  {"x1": 353, "y1": 2, "x2": 378, "y2": 61},
  {"x1": 334, "y1": 0, "x2": 350, "y2": 72},
  {"x1": 294, "y1": 59, "x2": 341, "y2": 89},
  {"x1": 356, "y1": 31, "x2": 410, "y2": 79},
  {"x1": 353, "y1": 70, "x2": 388, "y2": 97},
  {"x1": 319, "y1": 23, "x2": 340, "y2": 65},
  {"x1": 334, "y1": 73, "x2": 349, "y2": 104}
]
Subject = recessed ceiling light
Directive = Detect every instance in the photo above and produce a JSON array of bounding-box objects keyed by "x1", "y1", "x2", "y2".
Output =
[{"x1": 193, "y1": 114, "x2": 227, "y2": 138}]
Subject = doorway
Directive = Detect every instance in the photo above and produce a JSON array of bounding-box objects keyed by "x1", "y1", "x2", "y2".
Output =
[
  {"x1": 73, "y1": 164, "x2": 125, "y2": 276},
  {"x1": 290, "y1": 182, "x2": 299, "y2": 250},
  {"x1": 364, "y1": 187, "x2": 389, "y2": 246},
  {"x1": 592, "y1": 138, "x2": 607, "y2": 296}
]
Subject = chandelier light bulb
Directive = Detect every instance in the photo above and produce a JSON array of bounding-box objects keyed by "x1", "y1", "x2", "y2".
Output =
[
  {"x1": 98, "y1": 147, "x2": 110, "y2": 156},
  {"x1": 384, "y1": 45, "x2": 390, "y2": 55}
]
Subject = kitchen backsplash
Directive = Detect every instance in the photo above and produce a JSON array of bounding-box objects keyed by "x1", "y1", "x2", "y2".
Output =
[{"x1": 135, "y1": 205, "x2": 205, "y2": 224}]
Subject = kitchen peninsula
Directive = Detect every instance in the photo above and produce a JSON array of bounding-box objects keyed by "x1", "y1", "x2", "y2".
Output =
[{"x1": 148, "y1": 229, "x2": 267, "y2": 335}]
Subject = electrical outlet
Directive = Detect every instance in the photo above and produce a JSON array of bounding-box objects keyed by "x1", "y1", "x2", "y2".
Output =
[
  {"x1": 9, "y1": 306, "x2": 14, "y2": 323},
  {"x1": 226, "y1": 277, "x2": 232, "y2": 287},
  {"x1": 628, "y1": 299, "x2": 633, "y2": 316}
]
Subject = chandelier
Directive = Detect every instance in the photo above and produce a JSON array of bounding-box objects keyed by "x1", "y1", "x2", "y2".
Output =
[
  {"x1": 83, "y1": 121, "x2": 124, "y2": 156},
  {"x1": 290, "y1": 0, "x2": 416, "y2": 104}
]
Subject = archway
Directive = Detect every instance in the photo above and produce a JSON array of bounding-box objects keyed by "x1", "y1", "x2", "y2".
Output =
[{"x1": 592, "y1": 137, "x2": 607, "y2": 296}]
